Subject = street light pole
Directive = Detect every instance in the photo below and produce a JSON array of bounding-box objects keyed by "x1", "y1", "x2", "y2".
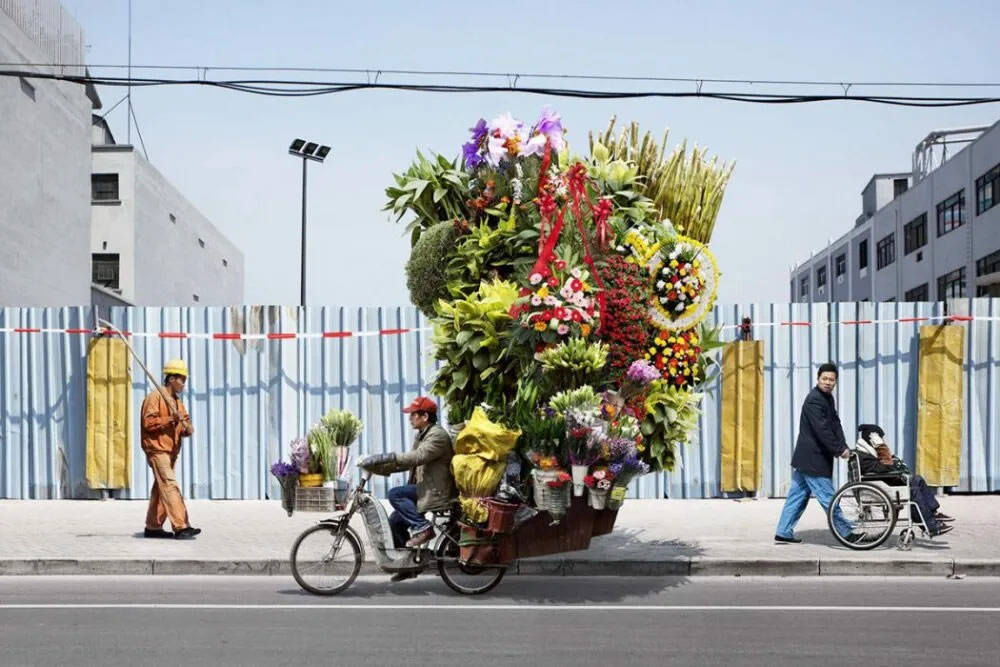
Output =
[
  {"x1": 288, "y1": 139, "x2": 331, "y2": 308},
  {"x1": 300, "y1": 156, "x2": 307, "y2": 307}
]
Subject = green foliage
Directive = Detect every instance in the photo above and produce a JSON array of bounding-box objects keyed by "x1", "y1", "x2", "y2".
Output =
[
  {"x1": 383, "y1": 151, "x2": 471, "y2": 246},
  {"x1": 517, "y1": 410, "x2": 566, "y2": 458},
  {"x1": 405, "y1": 220, "x2": 462, "y2": 318},
  {"x1": 430, "y1": 280, "x2": 520, "y2": 422},
  {"x1": 539, "y1": 338, "x2": 609, "y2": 391},
  {"x1": 694, "y1": 321, "x2": 726, "y2": 388},
  {"x1": 639, "y1": 380, "x2": 703, "y2": 471},
  {"x1": 444, "y1": 222, "x2": 538, "y2": 300},
  {"x1": 547, "y1": 385, "x2": 601, "y2": 416}
]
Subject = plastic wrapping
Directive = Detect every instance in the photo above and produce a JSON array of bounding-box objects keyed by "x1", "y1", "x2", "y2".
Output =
[
  {"x1": 720, "y1": 341, "x2": 764, "y2": 492},
  {"x1": 451, "y1": 408, "x2": 520, "y2": 523},
  {"x1": 916, "y1": 325, "x2": 963, "y2": 487}
]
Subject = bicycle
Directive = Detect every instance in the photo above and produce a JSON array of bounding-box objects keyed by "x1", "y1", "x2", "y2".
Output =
[{"x1": 289, "y1": 465, "x2": 508, "y2": 596}]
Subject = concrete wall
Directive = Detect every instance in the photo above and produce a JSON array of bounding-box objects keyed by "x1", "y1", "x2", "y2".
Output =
[
  {"x1": 90, "y1": 148, "x2": 137, "y2": 301},
  {"x1": 131, "y1": 152, "x2": 244, "y2": 306},
  {"x1": 831, "y1": 243, "x2": 851, "y2": 301},
  {"x1": 971, "y1": 126, "x2": 1000, "y2": 291},
  {"x1": 0, "y1": 9, "x2": 91, "y2": 306}
]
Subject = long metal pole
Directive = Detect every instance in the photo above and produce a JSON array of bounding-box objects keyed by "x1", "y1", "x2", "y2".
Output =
[{"x1": 300, "y1": 157, "x2": 308, "y2": 307}]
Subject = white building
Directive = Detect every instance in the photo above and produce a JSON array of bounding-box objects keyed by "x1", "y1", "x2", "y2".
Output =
[
  {"x1": 90, "y1": 118, "x2": 245, "y2": 306},
  {"x1": 0, "y1": 1, "x2": 96, "y2": 306},
  {"x1": 790, "y1": 121, "x2": 1000, "y2": 303}
]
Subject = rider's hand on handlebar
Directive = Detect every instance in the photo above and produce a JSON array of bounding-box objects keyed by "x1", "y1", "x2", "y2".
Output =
[{"x1": 361, "y1": 452, "x2": 397, "y2": 469}]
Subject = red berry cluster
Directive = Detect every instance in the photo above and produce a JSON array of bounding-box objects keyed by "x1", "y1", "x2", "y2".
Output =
[{"x1": 597, "y1": 255, "x2": 652, "y2": 383}]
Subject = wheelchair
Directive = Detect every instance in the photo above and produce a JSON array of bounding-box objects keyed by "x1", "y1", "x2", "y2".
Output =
[{"x1": 827, "y1": 450, "x2": 932, "y2": 551}]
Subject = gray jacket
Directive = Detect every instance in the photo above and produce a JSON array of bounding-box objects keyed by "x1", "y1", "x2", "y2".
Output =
[{"x1": 390, "y1": 423, "x2": 456, "y2": 512}]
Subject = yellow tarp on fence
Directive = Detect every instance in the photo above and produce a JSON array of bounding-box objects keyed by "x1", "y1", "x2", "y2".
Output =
[
  {"x1": 86, "y1": 337, "x2": 132, "y2": 489},
  {"x1": 916, "y1": 325, "x2": 964, "y2": 487},
  {"x1": 720, "y1": 341, "x2": 764, "y2": 492}
]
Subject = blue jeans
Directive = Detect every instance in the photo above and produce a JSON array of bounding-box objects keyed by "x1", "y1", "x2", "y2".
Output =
[
  {"x1": 776, "y1": 470, "x2": 853, "y2": 538},
  {"x1": 388, "y1": 484, "x2": 431, "y2": 547}
]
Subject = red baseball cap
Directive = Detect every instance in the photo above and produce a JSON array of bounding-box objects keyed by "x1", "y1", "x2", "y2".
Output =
[{"x1": 402, "y1": 396, "x2": 438, "y2": 414}]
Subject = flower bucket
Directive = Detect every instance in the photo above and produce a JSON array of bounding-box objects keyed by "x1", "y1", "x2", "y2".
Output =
[
  {"x1": 278, "y1": 477, "x2": 298, "y2": 517},
  {"x1": 606, "y1": 483, "x2": 628, "y2": 510},
  {"x1": 588, "y1": 487, "x2": 609, "y2": 510},
  {"x1": 458, "y1": 523, "x2": 514, "y2": 566},
  {"x1": 571, "y1": 465, "x2": 588, "y2": 497},
  {"x1": 485, "y1": 498, "x2": 519, "y2": 534},
  {"x1": 531, "y1": 470, "x2": 571, "y2": 523},
  {"x1": 299, "y1": 473, "x2": 324, "y2": 488}
]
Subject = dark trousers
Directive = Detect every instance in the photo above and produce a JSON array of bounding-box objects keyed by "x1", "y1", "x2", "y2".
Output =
[
  {"x1": 909, "y1": 475, "x2": 941, "y2": 531},
  {"x1": 388, "y1": 484, "x2": 430, "y2": 548}
]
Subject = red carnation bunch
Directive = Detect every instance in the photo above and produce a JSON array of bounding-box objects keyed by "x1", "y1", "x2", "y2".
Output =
[{"x1": 597, "y1": 255, "x2": 652, "y2": 383}]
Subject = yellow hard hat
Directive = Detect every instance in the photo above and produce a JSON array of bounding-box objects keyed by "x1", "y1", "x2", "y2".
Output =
[{"x1": 163, "y1": 359, "x2": 188, "y2": 378}]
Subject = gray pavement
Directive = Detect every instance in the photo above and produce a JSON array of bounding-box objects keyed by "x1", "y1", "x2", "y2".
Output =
[
  {"x1": 1, "y1": 496, "x2": 998, "y2": 577},
  {"x1": 1, "y1": 576, "x2": 998, "y2": 666}
]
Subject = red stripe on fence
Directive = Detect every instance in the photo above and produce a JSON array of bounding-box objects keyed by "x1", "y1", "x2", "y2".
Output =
[
  {"x1": 841, "y1": 320, "x2": 872, "y2": 325},
  {"x1": 323, "y1": 331, "x2": 353, "y2": 339},
  {"x1": 158, "y1": 332, "x2": 188, "y2": 339},
  {"x1": 781, "y1": 321, "x2": 811, "y2": 327},
  {"x1": 13, "y1": 328, "x2": 41, "y2": 333},
  {"x1": 898, "y1": 317, "x2": 930, "y2": 323},
  {"x1": 64, "y1": 328, "x2": 93, "y2": 334},
  {"x1": 948, "y1": 315, "x2": 974, "y2": 322},
  {"x1": 267, "y1": 333, "x2": 297, "y2": 340},
  {"x1": 212, "y1": 333, "x2": 243, "y2": 340},
  {"x1": 378, "y1": 328, "x2": 410, "y2": 335}
]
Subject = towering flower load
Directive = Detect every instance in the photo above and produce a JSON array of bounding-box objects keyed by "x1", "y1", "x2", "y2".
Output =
[{"x1": 385, "y1": 108, "x2": 732, "y2": 511}]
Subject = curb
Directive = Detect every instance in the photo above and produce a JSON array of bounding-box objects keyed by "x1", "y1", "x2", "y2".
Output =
[{"x1": 2, "y1": 557, "x2": 994, "y2": 577}]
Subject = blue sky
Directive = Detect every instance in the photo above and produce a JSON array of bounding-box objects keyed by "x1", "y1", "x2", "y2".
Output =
[{"x1": 63, "y1": 0, "x2": 1000, "y2": 308}]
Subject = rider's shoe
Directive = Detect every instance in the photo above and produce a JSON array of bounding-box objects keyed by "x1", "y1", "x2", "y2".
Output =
[
  {"x1": 405, "y1": 528, "x2": 435, "y2": 548},
  {"x1": 390, "y1": 571, "x2": 418, "y2": 583}
]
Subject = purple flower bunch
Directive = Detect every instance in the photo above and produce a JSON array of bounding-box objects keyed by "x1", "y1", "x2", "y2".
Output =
[
  {"x1": 608, "y1": 437, "x2": 637, "y2": 462},
  {"x1": 289, "y1": 437, "x2": 310, "y2": 473},
  {"x1": 626, "y1": 359, "x2": 661, "y2": 386},
  {"x1": 270, "y1": 460, "x2": 298, "y2": 479}
]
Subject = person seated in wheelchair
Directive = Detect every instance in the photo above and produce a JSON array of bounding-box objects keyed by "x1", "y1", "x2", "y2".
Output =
[
  {"x1": 855, "y1": 424, "x2": 954, "y2": 537},
  {"x1": 360, "y1": 396, "x2": 456, "y2": 557}
]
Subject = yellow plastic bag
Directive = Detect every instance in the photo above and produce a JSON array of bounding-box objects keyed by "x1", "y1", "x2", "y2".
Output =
[{"x1": 451, "y1": 407, "x2": 520, "y2": 522}]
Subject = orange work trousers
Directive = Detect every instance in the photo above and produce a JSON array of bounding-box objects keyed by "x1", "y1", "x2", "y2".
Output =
[{"x1": 145, "y1": 451, "x2": 189, "y2": 531}]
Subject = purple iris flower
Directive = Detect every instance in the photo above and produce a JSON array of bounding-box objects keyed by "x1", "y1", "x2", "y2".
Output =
[{"x1": 463, "y1": 118, "x2": 488, "y2": 169}]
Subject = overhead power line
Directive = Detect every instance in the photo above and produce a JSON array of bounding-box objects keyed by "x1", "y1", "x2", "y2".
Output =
[{"x1": 3, "y1": 70, "x2": 1000, "y2": 107}]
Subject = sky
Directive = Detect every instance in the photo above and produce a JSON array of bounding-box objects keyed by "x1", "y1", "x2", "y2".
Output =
[{"x1": 61, "y1": 0, "x2": 1000, "y2": 308}]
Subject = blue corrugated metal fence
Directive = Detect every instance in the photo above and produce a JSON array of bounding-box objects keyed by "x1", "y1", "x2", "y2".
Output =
[{"x1": 1, "y1": 300, "x2": 997, "y2": 500}]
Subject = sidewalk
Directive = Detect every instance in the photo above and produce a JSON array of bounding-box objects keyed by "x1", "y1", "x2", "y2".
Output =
[{"x1": 1, "y1": 497, "x2": 998, "y2": 577}]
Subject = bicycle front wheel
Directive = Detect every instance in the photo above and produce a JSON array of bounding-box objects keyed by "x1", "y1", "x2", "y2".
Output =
[{"x1": 290, "y1": 522, "x2": 363, "y2": 596}]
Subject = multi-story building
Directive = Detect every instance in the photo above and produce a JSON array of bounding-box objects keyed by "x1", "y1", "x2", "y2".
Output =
[
  {"x1": 791, "y1": 121, "x2": 1000, "y2": 303},
  {"x1": 0, "y1": 1, "x2": 96, "y2": 306},
  {"x1": 90, "y1": 117, "x2": 245, "y2": 305}
]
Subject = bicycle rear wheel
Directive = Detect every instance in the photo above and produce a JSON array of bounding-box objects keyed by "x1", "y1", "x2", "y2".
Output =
[
  {"x1": 435, "y1": 525, "x2": 506, "y2": 595},
  {"x1": 290, "y1": 522, "x2": 363, "y2": 596}
]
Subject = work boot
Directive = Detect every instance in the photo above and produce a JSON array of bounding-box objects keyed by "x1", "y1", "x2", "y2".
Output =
[
  {"x1": 390, "y1": 571, "x2": 418, "y2": 583},
  {"x1": 144, "y1": 528, "x2": 173, "y2": 539},
  {"x1": 174, "y1": 527, "x2": 199, "y2": 540},
  {"x1": 405, "y1": 528, "x2": 435, "y2": 548}
]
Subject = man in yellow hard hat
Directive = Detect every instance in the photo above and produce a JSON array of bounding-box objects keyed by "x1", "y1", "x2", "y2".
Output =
[{"x1": 141, "y1": 359, "x2": 200, "y2": 540}]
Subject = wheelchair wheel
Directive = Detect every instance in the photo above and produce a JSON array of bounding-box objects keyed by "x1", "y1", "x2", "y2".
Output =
[{"x1": 829, "y1": 482, "x2": 897, "y2": 550}]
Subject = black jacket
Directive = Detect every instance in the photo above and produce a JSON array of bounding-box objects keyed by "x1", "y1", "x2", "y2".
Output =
[{"x1": 791, "y1": 387, "x2": 848, "y2": 478}]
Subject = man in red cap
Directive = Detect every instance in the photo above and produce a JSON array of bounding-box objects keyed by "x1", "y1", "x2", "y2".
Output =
[{"x1": 362, "y1": 395, "x2": 455, "y2": 581}]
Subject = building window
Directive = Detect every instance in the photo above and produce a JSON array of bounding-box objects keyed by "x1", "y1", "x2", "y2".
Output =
[
  {"x1": 936, "y1": 189, "x2": 966, "y2": 236},
  {"x1": 976, "y1": 163, "x2": 1000, "y2": 215},
  {"x1": 198, "y1": 238, "x2": 206, "y2": 248},
  {"x1": 858, "y1": 239, "x2": 869, "y2": 271},
  {"x1": 976, "y1": 250, "x2": 1000, "y2": 296},
  {"x1": 222, "y1": 258, "x2": 229, "y2": 267},
  {"x1": 893, "y1": 178, "x2": 908, "y2": 198},
  {"x1": 92, "y1": 253, "x2": 120, "y2": 290},
  {"x1": 799, "y1": 276, "x2": 809, "y2": 298},
  {"x1": 19, "y1": 77, "x2": 35, "y2": 101},
  {"x1": 91, "y1": 174, "x2": 120, "y2": 202},
  {"x1": 876, "y1": 233, "x2": 895, "y2": 270},
  {"x1": 193, "y1": 294, "x2": 200, "y2": 303},
  {"x1": 937, "y1": 267, "x2": 966, "y2": 299},
  {"x1": 816, "y1": 266, "x2": 827, "y2": 290},
  {"x1": 835, "y1": 254, "x2": 846, "y2": 278},
  {"x1": 904, "y1": 283, "x2": 928, "y2": 302},
  {"x1": 169, "y1": 213, "x2": 177, "y2": 223},
  {"x1": 903, "y1": 214, "x2": 927, "y2": 255}
]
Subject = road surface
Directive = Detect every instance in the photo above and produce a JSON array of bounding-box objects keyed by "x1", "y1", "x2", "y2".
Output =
[{"x1": 1, "y1": 575, "x2": 998, "y2": 666}]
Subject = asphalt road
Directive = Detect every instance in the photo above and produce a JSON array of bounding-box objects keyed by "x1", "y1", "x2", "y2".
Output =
[{"x1": 1, "y1": 575, "x2": 999, "y2": 666}]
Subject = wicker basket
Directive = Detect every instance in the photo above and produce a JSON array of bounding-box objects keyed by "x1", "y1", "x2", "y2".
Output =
[{"x1": 293, "y1": 485, "x2": 349, "y2": 513}]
